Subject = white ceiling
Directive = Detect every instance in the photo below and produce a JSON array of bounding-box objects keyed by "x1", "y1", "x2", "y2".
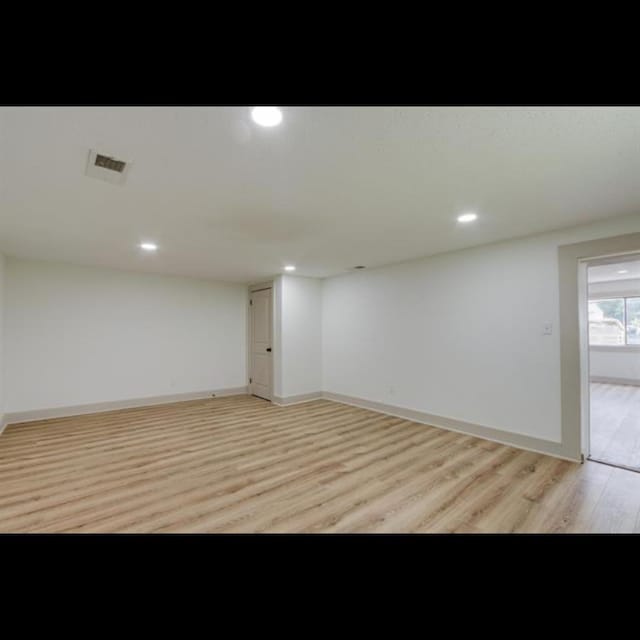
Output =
[
  {"x1": 589, "y1": 258, "x2": 640, "y2": 283},
  {"x1": 2, "y1": 106, "x2": 640, "y2": 283}
]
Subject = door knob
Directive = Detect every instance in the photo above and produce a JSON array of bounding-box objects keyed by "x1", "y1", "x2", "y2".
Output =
[{"x1": 266, "y1": 348, "x2": 272, "y2": 352}]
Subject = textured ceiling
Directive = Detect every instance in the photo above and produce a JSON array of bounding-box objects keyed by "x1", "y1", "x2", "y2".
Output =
[{"x1": 1, "y1": 106, "x2": 640, "y2": 282}]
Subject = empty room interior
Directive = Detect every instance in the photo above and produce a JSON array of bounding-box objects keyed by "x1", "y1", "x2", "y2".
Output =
[
  {"x1": 2, "y1": 105, "x2": 640, "y2": 534},
  {"x1": 588, "y1": 256, "x2": 640, "y2": 470}
]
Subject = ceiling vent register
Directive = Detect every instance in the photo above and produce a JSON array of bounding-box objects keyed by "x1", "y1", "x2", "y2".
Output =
[{"x1": 85, "y1": 149, "x2": 132, "y2": 185}]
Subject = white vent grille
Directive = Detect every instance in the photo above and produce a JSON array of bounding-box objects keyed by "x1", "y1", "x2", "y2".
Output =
[{"x1": 85, "y1": 149, "x2": 132, "y2": 185}]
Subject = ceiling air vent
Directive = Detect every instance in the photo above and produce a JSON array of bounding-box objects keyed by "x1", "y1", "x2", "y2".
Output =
[
  {"x1": 94, "y1": 154, "x2": 126, "y2": 173},
  {"x1": 85, "y1": 149, "x2": 132, "y2": 185}
]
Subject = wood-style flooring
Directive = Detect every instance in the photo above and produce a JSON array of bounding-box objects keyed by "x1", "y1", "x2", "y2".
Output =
[
  {"x1": 1, "y1": 394, "x2": 640, "y2": 533},
  {"x1": 590, "y1": 382, "x2": 640, "y2": 471}
]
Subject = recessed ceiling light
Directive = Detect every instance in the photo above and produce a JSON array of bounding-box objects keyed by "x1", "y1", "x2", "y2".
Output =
[
  {"x1": 251, "y1": 107, "x2": 283, "y2": 127},
  {"x1": 284, "y1": 265, "x2": 296, "y2": 272},
  {"x1": 139, "y1": 242, "x2": 158, "y2": 251},
  {"x1": 618, "y1": 269, "x2": 629, "y2": 274},
  {"x1": 457, "y1": 212, "x2": 478, "y2": 223}
]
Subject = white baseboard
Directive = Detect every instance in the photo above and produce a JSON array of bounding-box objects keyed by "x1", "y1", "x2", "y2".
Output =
[
  {"x1": 273, "y1": 392, "x2": 323, "y2": 406},
  {"x1": 590, "y1": 376, "x2": 640, "y2": 387},
  {"x1": 1, "y1": 386, "x2": 580, "y2": 463},
  {"x1": 267, "y1": 389, "x2": 577, "y2": 462},
  {"x1": 321, "y1": 392, "x2": 579, "y2": 463},
  {"x1": 2, "y1": 386, "x2": 248, "y2": 427}
]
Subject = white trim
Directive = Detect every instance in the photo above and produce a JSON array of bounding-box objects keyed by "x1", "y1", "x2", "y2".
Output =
[
  {"x1": 248, "y1": 282, "x2": 274, "y2": 293},
  {"x1": 589, "y1": 376, "x2": 640, "y2": 387},
  {"x1": 1, "y1": 384, "x2": 581, "y2": 463},
  {"x1": 589, "y1": 287, "x2": 640, "y2": 298},
  {"x1": 2, "y1": 387, "x2": 248, "y2": 427},
  {"x1": 588, "y1": 294, "x2": 640, "y2": 301},
  {"x1": 559, "y1": 233, "x2": 640, "y2": 463},
  {"x1": 273, "y1": 392, "x2": 323, "y2": 406},
  {"x1": 321, "y1": 392, "x2": 579, "y2": 463},
  {"x1": 579, "y1": 259, "x2": 591, "y2": 460},
  {"x1": 589, "y1": 344, "x2": 640, "y2": 353}
]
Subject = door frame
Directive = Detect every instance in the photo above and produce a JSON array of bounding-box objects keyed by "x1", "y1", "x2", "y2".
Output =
[
  {"x1": 248, "y1": 281, "x2": 274, "y2": 401},
  {"x1": 578, "y1": 257, "x2": 591, "y2": 460},
  {"x1": 558, "y1": 231, "x2": 640, "y2": 463},
  {"x1": 578, "y1": 250, "x2": 640, "y2": 461}
]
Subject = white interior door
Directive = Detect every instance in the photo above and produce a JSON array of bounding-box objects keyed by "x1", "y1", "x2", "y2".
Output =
[{"x1": 250, "y1": 287, "x2": 272, "y2": 401}]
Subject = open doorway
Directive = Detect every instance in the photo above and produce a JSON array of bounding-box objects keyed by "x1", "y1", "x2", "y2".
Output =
[{"x1": 587, "y1": 255, "x2": 640, "y2": 470}]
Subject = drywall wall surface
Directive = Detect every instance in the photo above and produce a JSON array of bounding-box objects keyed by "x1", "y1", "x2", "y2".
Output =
[
  {"x1": 589, "y1": 277, "x2": 640, "y2": 298},
  {"x1": 5, "y1": 258, "x2": 247, "y2": 412},
  {"x1": 590, "y1": 350, "x2": 640, "y2": 383},
  {"x1": 322, "y1": 213, "x2": 640, "y2": 443},
  {"x1": 0, "y1": 252, "x2": 4, "y2": 421},
  {"x1": 278, "y1": 275, "x2": 322, "y2": 397}
]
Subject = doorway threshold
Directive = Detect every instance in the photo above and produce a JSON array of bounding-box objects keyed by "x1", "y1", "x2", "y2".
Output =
[{"x1": 588, "y1": 456, "x2": 640, "y2": 474}]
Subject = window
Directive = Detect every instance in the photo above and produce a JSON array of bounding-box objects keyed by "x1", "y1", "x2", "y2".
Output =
[
  {"x1": 627, "y1": 297, "x2": 640, "y2": 345},
  {"x1": 588, "y1": 296, "x2": 640, "y2": 346}
]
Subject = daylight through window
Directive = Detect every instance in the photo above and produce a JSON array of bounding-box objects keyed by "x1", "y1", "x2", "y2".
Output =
[{"x1": 589, "y1": 297, "x2": 640, "y2": 346}]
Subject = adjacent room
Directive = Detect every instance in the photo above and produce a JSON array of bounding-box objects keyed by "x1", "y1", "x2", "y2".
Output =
[
  {"x1": 588, "y1": 257, "x2": 640, "y2": 470},
  {"x1": 1, "y1": 106, "x2": 640, "y2": 533}
]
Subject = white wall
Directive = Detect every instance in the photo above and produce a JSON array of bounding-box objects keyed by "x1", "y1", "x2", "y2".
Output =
[
  {"x1": 272, "y1": 276, "x2": 283, "y2": 397},
  {"x1": 322, "y1": 213, "x2": 640, "y2": 444},
  {"x1": 277, "y1": 275, "x2": 322, "y2": 398},
  {"x1": 590, "y1": 350, "x2": 640, "y2": 384},
  {"x1": 4, "y1": 258, "x2": 247, "y2": 413},
  {"x1": 0, "y1": 252, "x2": 4, "y2": 423},
  {"x1": 589, "y1": 277, "x2": 640, "y2": 299}
]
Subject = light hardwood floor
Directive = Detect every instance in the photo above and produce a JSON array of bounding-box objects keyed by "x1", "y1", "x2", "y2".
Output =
[
  {"x1": 590, "y1": 382, "x2": 640, "y2": 470},
  {"x1": 2, "y1": 394, "x2": 640, "y2": 533}
]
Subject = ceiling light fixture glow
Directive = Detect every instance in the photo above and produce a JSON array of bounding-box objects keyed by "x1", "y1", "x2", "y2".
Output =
[
  {"x1": 457, "y1": 212, "x2": 478, "y2": 223},
  {"x1": 139, "y1": 242, "x2": 158, "y2": 251},
  {"x1": 618, "y1": 269, "x2": 629, "y2": 274},
  {"x1": 284, "y1": 265, "x2": 296, "y2": 272},
  {"x1": 251, "y1": 107, "x2": 283, "y2": 127}
]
